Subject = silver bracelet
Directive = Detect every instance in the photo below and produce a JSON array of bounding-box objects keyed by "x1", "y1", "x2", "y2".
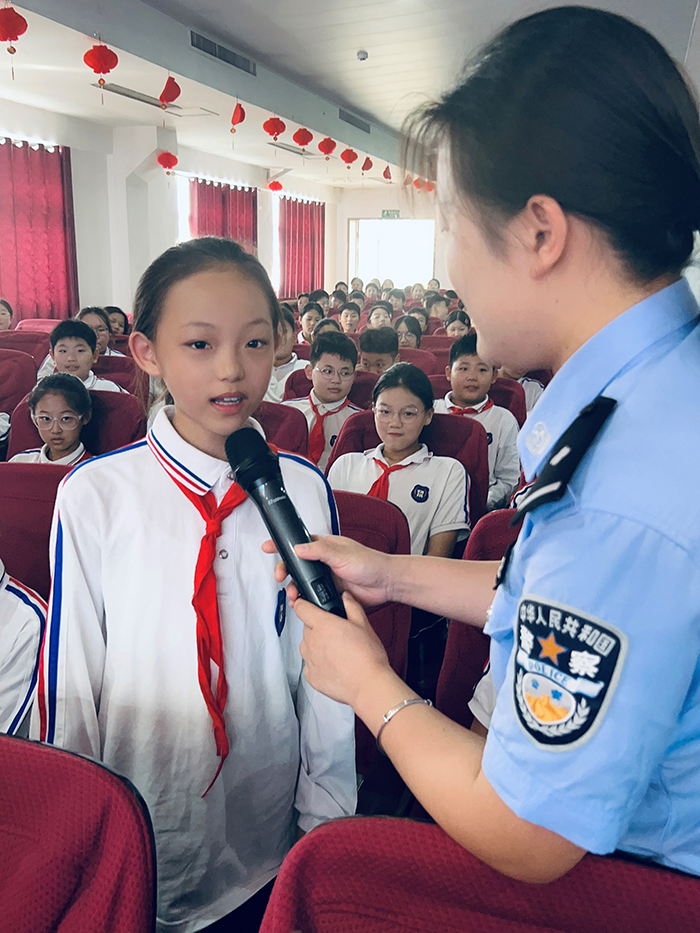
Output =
[{"x1": 376, "y1": 697, "x2": 433, "y2": 756}]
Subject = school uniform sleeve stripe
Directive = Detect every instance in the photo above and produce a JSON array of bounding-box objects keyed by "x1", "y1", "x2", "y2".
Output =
[
  {"x1": 62, "y1": 439, "x2": 148, "y2": 487},
  {"x1": 42, "y1": 517, "x2": 64, "y2": 744},
  {"x1": 5, "y1": 581, "x2": 46, "y2": 735},
  {"x1": 148, "y1": 432, "x2": 209, "y2": 493},
  {"x1": 279, "y1": 452, "x2": 340, "y2": 535}
]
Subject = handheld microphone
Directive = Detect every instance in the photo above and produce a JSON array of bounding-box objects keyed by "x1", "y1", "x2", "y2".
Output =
[{"x1": 225, "y1": 427, "x2": 346, "y2": 618}]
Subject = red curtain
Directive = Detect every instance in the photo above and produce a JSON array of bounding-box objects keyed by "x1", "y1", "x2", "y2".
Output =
[
  {"x1": 279, "y1": 198, "x2": 325, "y2": 298},
  {"x1": 189, "y1": 179, "x2": 258, "y2": 255},
  {"x1": 0, "y1": 141, "x2": 79, "y2": 321}
]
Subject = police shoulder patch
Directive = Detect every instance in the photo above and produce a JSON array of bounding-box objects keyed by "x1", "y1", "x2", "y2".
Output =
[{"x1": 512, "y1": 595, "x2": 627, "y2": 751}]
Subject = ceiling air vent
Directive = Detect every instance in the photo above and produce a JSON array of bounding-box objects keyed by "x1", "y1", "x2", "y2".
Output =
[
  {"x1": 339, "y1": 109, "x2": 370, "y2": 134},
  {"x1": 190, "y1": 30, "x2": 257, "y2": 76}
]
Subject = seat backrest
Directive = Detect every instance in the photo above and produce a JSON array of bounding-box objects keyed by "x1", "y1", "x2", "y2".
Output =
[
  {"x1": 435, "y1": 510, "x2": 520, "y2": 728},
  {"x1": 420, "y1": 334, "x2": 452, "y2": 351},
  {"x1": 14, "y1": 318, "x2": 63, "y2": 333},
  {"x1": 0, "y1": 330, "x2": 51, "y2": 368},
  {"x1": 334, "y1": 491, "x2": 411, "y2": 777},
  {"x1": 92, "y1": 355, "x2": 137, "y2": 394},
  {"x1": 429, "y1": 347, "x2": 450, "y2": 372},
  {"x1": 326, "y1": 410, "x2": 489, "y2": 524},
  {"x1": 112, "y1": 335, "x2": 132, "y2": 356},
  {"x1": 429, "y1": 373, "x2": 451, "y2": 400},
  {"x1": 292, "y1": 343, "x2": 311, "y2": 360},
  {"x1": 8, "y1": 391, "x2": 147, "y2": 460},
  {"x1": 254, "y1": 401, "x2": 309, "y2": 456},
  {"x1": 526, "y1": 368, "x2": 553, "y2": 387},
  {"x1": 0, "y1": 349, "x2": 36, "y2": 415},
  {"x1": 426, "y1": 318, "x2": 444, "y2": 335},
  {"x1": 0, "y1": 733, "x2": 156, "y2": 933},
  {"x1": 282, "y1": 369, "x2": 379, "y2": 410},
  {"x1": 0, "y1": 463, "x2": 71, "y2": 599},
  {"x1": 490, "y1": 377, "x2": 527, "y2": 427},
  {"x1": 397, "y1": 347, "x2": 437, "y2": 375}
]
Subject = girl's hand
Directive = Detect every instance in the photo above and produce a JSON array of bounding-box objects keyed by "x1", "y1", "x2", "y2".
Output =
[
  {"x1": 261, "y1": 535, "x2": 394, "y2": 608},
  {"x1": 296, "y1": 590, "x2": 392, "y2": 708}
]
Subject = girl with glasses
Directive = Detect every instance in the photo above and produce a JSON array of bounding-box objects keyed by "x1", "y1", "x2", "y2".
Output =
[{"x1": 10, "y1": 373, "x2": 92, "y2": 465}]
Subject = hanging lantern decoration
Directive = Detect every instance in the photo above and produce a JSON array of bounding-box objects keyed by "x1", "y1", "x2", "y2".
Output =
[
  {"x1": 230, "y1": 102, "x2": 246, "y2": 134},
  {"x1": 425, "y1": 180, "x2": 435, "y2": 193},
  {"x1": 413, "y1": 177, "x2": 425, "y2": 191},
  {"x1": 383, "y1": 165, "x2": 392, "y2": 182},
  {"x1": 263, "y1": 117, "x2": 286, "y2": 141},
  {"x1": 361, "y1": 156, "x2": 373, "y2": 174},
  {"x1": 292, "y1": 127, "x2": 313, "y2": 152},
  {"x1": 404, "y1": 173, "x2": 413, "y2": 186},
  {"x1": 159, "y1": 75, "x2": 181, "y2": 109},
  {"x1": 318, "y1": 136, "x2": 336, "y2": 160},
  {"x1": 0, "y1": 5, "x2": 27, "y2": 79},
  {"x1": 157, "y1": 150, "x2": 178, "y2": 175},
  {"x1": 268, "y1": 180, "x2": 283, "y2": 192},
  {"x1": 83, "y1": 43, "x2": 119, "y2": 87},
  {"x1": 340, "y1": 148, "x2": 358, "y2": 170}
]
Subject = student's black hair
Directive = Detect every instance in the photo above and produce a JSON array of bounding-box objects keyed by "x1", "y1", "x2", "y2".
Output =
[
  {"x1": 313, "y1": 317, "x2": 341, "y2": 336},
  {"x1": 297, "y1": 292, "x2": 310, "y2": 300},
  {"x1": 445, "y1": 309, "x2": 471, "y2": 328},
  {"x1": 350, "y1": 276, "x2": 364, "y2": 288},
  {"x1": 409, "y1": 306, "x2": 430, "y2": 325},
  {"x1": 360, "y1": 326, "x2": 399, "y2": 357},
  {"x1": 133, "y1": 237, "x2": 279, "y2": 340},
  {"x1": 372, "y1": 362, "x2": 434, "y2": 411},
  {"x1": 428, "y1": 278, "x2": 440, "y2": 287},
  {"x1": 444, "y1": 290, "x2": 459, "y2": 300},
  {"x1": 423, "y1": 290, "x2": 440, "y2": 302},
  {"x1": 308, "y1": 288, "x2": 329, "y2": 303},
  {"x1": 393, "y1": 314, "x2": 423, "y2": 347},
  {"x1": 340, "y1": 302, "x2": 361, "y2": 319},
  {"x1": 365, "y1": 282, "x2": 380, "y2": 295},
  {"x1": 77, "y1": 306, "x2": 113, "y2": 334},
  {"x1": 309, "y1": 331, "x2": 358, "y2": 367},
  {"x1": 449, "y1": 333, "x2": 478, "y2": 366},
  {"x1": 388, "y1": 288, "x2": 406, "y2": 304},
  {"x1": 50, "y1": 319, "x2": 97, "y2": 352},
  {"x1": 0, "y1": 298, "x2": 13, "y2": 318},
  {"x1": 104, "y1": 305, "x2": 130, "y2": 335},
  {"x1": 348, "y1": 289, "x2": 365, "y2": 302},
  {"x1": 426, "y1": 293, "x2": 449, "y2": 311},
  {"x1": 405, "y1": 6, "x2": 700, "y2": 284},
  {"x1": 367, "y1": 302, "x2": 394, "y2": 323},
  {"x1": 300, "y1": 301, "x2": 324, "y2": 319},
  {"x1": 335, "y1": 281, "x2": 348, "y2": 291},
  {"x1": 28, "y1": 372, "x2": 92, "y2": 419},
  {"x1": 279, "y1": 304, "x2": 296, "y2": 331},
  {"x1": 332, "y1": 289, "x2": 347, "y2": 302}
]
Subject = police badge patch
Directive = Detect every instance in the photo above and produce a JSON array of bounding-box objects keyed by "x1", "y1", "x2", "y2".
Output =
[{"x1": 513, "y1": 595, "x2": 627, "y2": 750}]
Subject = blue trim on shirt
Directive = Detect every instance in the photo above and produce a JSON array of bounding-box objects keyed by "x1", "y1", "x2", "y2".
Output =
[
  {"x1": 279, "y1": 452, "x2": 340, "y2": 535},
  {"x1": 149, "y1": 431, "x2": 210, "y2": 489},
  {"x1": 65, "y1": 438, "x2": 148, "y2": 482},
  {"x1": 5, "y1": 584, "x2": 46, "y2": 735},
  {"x1": 46, "y1": 519, "x2": 64, "y2": 744}
]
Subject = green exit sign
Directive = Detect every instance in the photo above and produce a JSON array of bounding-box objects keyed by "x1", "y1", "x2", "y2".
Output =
[{"x1": 381, "y1": 210, "x2": 400, "y2": 219}]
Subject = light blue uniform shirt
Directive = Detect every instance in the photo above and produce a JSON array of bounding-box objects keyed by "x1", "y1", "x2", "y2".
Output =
[{"x1": 482, "y1": 279, "x2": 700, "y2": 874}]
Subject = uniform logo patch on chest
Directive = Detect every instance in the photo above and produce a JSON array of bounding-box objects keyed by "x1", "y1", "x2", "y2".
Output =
[
  {"x1": 512, "y1": 596, "x2": 627, "y2": 750},
  {"x1": 486, "y1": 432, "x2": 493, "y2": 445},
  {"x1": 411, "y1": 484, "x2": 429, "y2": 503}
]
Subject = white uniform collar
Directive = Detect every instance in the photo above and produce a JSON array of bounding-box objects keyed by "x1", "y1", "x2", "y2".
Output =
[
  {"x1": 0, "y1": 559, "x2": 6, "y2": 593},
  {"x1": 445, "y1": 391, "x2": 490, "y2": 412},
  {"x1": 310, "y1": 389, "x2": 350, "y2": 414},
  {"x1": 82, "y1": 371, "x2": 97, "y2": 389},
  {"x1": 365, "y1": 442, "x2": 431, "y2": 467},
  {"x1": 148, "y1": 405, "x2": 265, "y2": 496},
  {"x1": 274, "y1": 353, "x2": 299, "y2": 375},
  {"x1": 39, "y1": 442, "x2": 86, "y2": 465}
]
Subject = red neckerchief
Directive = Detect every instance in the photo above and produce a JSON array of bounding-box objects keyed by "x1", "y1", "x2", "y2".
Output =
[
  {"x1": 448, "y1": 397, "x2": 494, "y2": 415},
  {"x1": 367, "y1": 459, "x2": 410, "y2": 499},
  {"x1": 308, "y1": 394, "x2": 352, "y2": 464}
]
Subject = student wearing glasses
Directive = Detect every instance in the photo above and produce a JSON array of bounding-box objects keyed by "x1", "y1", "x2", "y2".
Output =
[
  {"x1": 10, "y1": 374, "x2": 93, "y2": 466},
  {"x1": 283, "y1": 332, "x2": 362, "y2": 470}
]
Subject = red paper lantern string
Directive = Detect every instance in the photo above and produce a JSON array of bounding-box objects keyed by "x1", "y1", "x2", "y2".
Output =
[
  {"x1": 83, "y1": 43, "x2": 119, "y2": 86},
  {"x1": 361, "y1": 157, "x2": 373, "y2": 174},
  {"x1": 268, "y1": 180, "x2": 283, "y2": 191},
  {"x1": 318, "y1": 137, "x2": 336, "y2": 160},
  {"x1": 340, "y1": 148, "x2": 358, "y2": 170},
  {"x1": 425, "y1": 180, "x2": 435, "y2": 193},
  {"x1": 383, "y1": 165, "x2": 392, "y2": 182},
  {"x1": 263, "y1": 117, "x2": 286, "y2": 141},
  {"x1": 413, "y1": 177, "x2": 425, "y2": 191},
  {"x1": 157, "y1": 150, "x2": 178, "y2": 175},
  {"x1": 0, "y1": 5, "x2": 27, "y2": 79},
  {"x1": 292, "y1": 127, "x2": 313, "y2": 152},
  {"x1": 230, "y1": 102, "x2": 246, "y2": 134},
  {"x1": 159, "y1": 75, "x2": 181, "y2": 109}
]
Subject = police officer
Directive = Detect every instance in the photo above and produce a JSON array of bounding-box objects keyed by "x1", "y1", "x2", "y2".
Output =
[{"x1": 264, "y1": 5, "x2": 700, "y2": 890}]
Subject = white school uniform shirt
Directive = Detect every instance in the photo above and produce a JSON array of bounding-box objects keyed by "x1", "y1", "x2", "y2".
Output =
[
  {"x1": 264, "y1": 354, "x2": 309, "y2": 404},
  {"x1": 31, "y1": 407, "x2": 357, "y2": 932},
  {"x1": 284, "y1": 390, "x2": 362, "y2": 471},
  {"x1": 468, "y1": 663, "x2": 497, "y2": 730},
  {"x1": 0, "y1": 559, "x2": 45, "y2": 736},
  {"x1": 37, "y1": 347, "x2": 126, "y2": 380},
  {"x1": 519, "y1": 375, "x2": 544, "y2": 413},
  {"x1": 81, "y1": 369, "x2": 125, "y2": 393},
  {"x1": 327, "y1": 444, "x2": 469, "y2": 555},
  {"x1": 0, "y1": 412, "x2": 9, "y2": 442},
  {"x1": 433, "y1": 393, "x2": 520, "y2": 510},
  {"x1": 10, "y1": 442, "x2": 90, "y2": 466}
]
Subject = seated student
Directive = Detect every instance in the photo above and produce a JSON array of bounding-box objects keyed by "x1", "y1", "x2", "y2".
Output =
[
  {"x1": 444, "y1": 309, "x2": 471, "y2": 338},
  {"x1": 105, "y1": 306, "x2": 129, "y2": 336},
  {"x1": 331, "y1": 289, "x2": 347, "y2": 310},
  {"x1": 499, "y1": 365, "x2": 545, "y2": 413},
  {"x1": 381, "y1": 287, "x2": 392, "y2": 301},
  {"x1": 366, "y1": 302, "x2": 393, "y2": 330},
  {"x1": 0, "y1": 298, "x2": 13, "y2": 331},
  {"x1": 76, "y1": 307, "x2": 125, "y2": 357},
  {"x1": 359, "y1": 326, "x2": 399, "y2": 375},
  {"x1": 427, "y1": 277, "x2": 440, "y2": 290},
  {"x1": 348, "y1": 289, "x2": 366, "y2": 305},
  {"x1": 284, "y1": 331, "x2": 361, "y2": 470},
  {"x1": 335, "y1": 281, "x2": 349, "y2": 294},
  {"x1": 313, "y1": 317, "x2": 341, "y2": 338},
  {"x1": 44, "y1": 320, "x2": 126, "y2": 393},
  {"x1": 297, "y1": 292, "x2": 310, "y2": 313},
  {"x1": 339, "y1": 301, "x2": 361, "y2": 334},
  {"x1": 381, "y1": 278, "x2": 394, "y2": 291},
  {"x1": 434, "y1": 334, "x2": 519, "y2": 510},
  {"x1": 365, "y1": 282, "x2": 380, "y2": 301},
  {"x1": 426, "y1": 292, "x2": 450, "y2": 324},
  {"x1": 387, "y1": 288, "x2": 406, "y2": 317},
  {"x1": 394, "y1": 314, "x2": 423, "y2": 348},
  {"x1": 328, "y1": 363, "x2": 468, "y2": 557},
  {"x1": 350, "y1": 276, "x2": 364, "y2": 293},
  {"x1": 308, "y1": 289, "x2": 330, "y2": 313},
  {"x1": 411, "y1": 283, "x2": 425, "y2": 303},
  {"x1": 408, "y1": 306, "x2": 430, "y2": 334},
  {"x1": 264, "y1": 305, "x2": 309, "y2": 403},
  {"x1": 10, "y1": 373, "x2": 93, "y2": 466},
  {"x1": 297, "y1": 302, "x2": 324, "y2": 345},
  {"x1": 0, "y1": 555, "x2": 45, "y2": 736}
]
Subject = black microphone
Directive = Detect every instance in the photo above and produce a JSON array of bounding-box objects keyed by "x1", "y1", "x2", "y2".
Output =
[{"x1": 225, "y1": 427, "x2": 346, "y2": 618}]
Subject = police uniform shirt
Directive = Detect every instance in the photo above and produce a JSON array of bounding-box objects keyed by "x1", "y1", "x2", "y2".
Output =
[
  {"x1": 433, "y1": 393, "x2": 520, "y2": 509},
  {"x1": 284, "y1": 390, "x2": 362, "y2": 471},
  {"x1": 327, "y1": 444, "x2": 469, "y2": 555},
  {"x1": 519, "y1": 376, "x2": 544, "y2": 413},
  {"x1": 0, "y1": 559, "x2": 45, "y2": 736},
  {"x1": 264, "y1": 354, "x2": 309, "y2": 404},
  {"x1": 31, "y1": 407, "x2": 357, "y2": 932},
  {"x1": 10, "y1": 442, "x2": 90, "y2": 466},
  {"x1": 481, "y1": 279, "x2": 700, "y2": 875}
]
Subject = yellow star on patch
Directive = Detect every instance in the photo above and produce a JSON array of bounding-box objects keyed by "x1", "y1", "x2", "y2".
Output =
[{"x1": 537, "y1": 632, "x2": 567, "y2": 666}]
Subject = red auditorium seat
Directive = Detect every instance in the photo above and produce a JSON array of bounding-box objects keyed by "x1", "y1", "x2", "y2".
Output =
[
  {"x1": 254, "y1": 401, "x2": 309, "y2": 456},
  {"x1": 282, "y1": 368, "x2": 379, "y2": 410},
  {"x1": 292, "y1": 343, "x2": 311, "y2": 360},
  {"x1": 428, "y1": 374, "x2": 527, "y2": 427},
  {"x1": 397, "y1": 347, "x2": 437, "y2": 374},
  {"x1": 92, "y1": 355, "x2": 138, "y2": 394},
  {"x1": 425, "y1": 318, "x2": 444, "y2": 335},
  {"x1": 435, "y1": 509, "x2": 519, "y2": 730},
  {"x1": 260, "y1": 816, "x2": 700, "y2": 933},
  {"x1": 0, "y1": 734, "x2": 155, "y2": 933},
  {"x1": 0, "y1": 463, "x2": 70, "y2": 599},
  {"x1": 334, "y1": 491, "x2": 411, "y2": 777},
  {"x1": 431, "y1": 325, "x2": 447, "y2": 336},
  {"x1": 326, "y1": 410, "x2": 489, "y2": 524},
  {"x1": 8, "y1": 391, "x2": 146, "y2": 461},
  {"x1": 112, "y1": 335, "x2": 132, "y2": 356},
  {"x1": 526, "y1": 367, "x2": 553, "y2": 387},
  {"x1": 0, "y1": 349, "x2": 36, "y2": 415},
  {"x1": 14, "y1": 318, "x2": 63, "y2": 333},
  {"x1": 0, "y1": 330, "x2": 50, "y2": 368},
  {"x1": 420, "y1": 334, "x2": 452, "y2": 350}
]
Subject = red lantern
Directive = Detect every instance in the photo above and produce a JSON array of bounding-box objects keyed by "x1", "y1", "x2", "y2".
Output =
[
  {"x1": 263, "y1": 117, "x2": 286, "y2": 140},
  {"x1": 361, "y1": 157, "x2": 373, "y2": 174},
  {"x1": 340, "y1": 148, "x2": 358, "y2": 169},
  {"x1": 0, "y1": 6, "x2": 27, "y2": 55},
  {"x1": 268, "y1": 180, "x2": 283, "y2": 192},
  {"x1": 159, "y1": 76, "x2": 181, "y2": 109},
  {"x1": 83, "y1": 43, "x2": 119, "y2": 87},
  {"x1": 383, "y1": 165, "x2": 392, "y2": 181},
  {"x1": 293, "y1": 127, "x2": 313, "y2": 151},
  {"x1": 425, "y1": 180, "x2": 435, "y2": 193},
  {"x1": 413, "y1": 177, "x2": 424, "y2": 191},
  {"x1": 157, "y1": 150, "x2": 178, "y2": 174},
  {"x1": 318, "y1": 137, "x2": 336, "y2": 160},
  {"x1": 230, "y1": 102, "x2": 246, "y2": 134}
]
